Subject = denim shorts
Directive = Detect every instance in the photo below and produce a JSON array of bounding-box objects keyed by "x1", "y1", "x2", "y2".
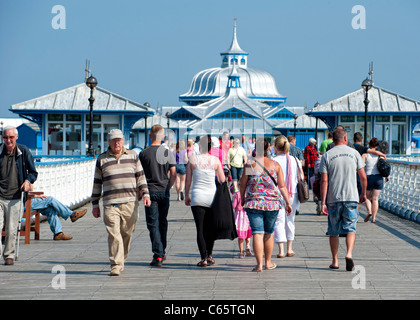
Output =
[
  {"x1": 176, "y1": 164, "x2": 187, "y2": 175},
  {"x1": 327, "y1": 202, "x2": 359, "y2": 236},
  {"x1": 245, "y1": 208, "x2": 279, "y2": 234},
  {"x1": 367, "y1": 174, "x2": 384, "y2": 190},
  {"x1": 230, "y1": 166, "x2": 243, "y2": 181}
]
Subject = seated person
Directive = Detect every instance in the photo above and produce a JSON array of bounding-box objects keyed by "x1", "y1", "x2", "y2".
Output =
[{"x1": 29, "y1": 186, "x2": 87, "y2": 240}]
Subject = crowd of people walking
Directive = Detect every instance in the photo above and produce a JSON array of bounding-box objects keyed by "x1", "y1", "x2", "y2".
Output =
[{"x1": 1, "y1": 124, "x2": 390, "y2": 276}]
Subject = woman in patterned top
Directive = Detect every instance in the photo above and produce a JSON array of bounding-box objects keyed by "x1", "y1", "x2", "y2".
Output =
[{"x1": 240, "y1": 138, "x2": 292, "y2": 272}]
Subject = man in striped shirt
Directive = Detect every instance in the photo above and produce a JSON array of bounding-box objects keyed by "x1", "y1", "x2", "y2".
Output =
[{"x1": 91, "y1": 129, "x2": 151, "y2": 276}]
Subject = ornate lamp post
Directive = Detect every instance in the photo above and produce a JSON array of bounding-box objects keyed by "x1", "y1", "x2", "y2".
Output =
[
  {"x1": 144, "y1": 102, "x2": 150, "y2": 149},
  {"x1": 293, "y1": 114, "x2": 298, "y2": 137},
  {"x1": 165, "y1": 112, "x2": 171, "y2": 140},
  {"x1": 86, "y1": 75, "x2": 97, "y2": 157},
  {"x1": 361, "y1": 77, "x2": 372, "y2": 148}
]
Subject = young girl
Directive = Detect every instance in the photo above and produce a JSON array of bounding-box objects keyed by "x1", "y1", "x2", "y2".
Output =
[{"x1": 231, "y1": 187, "x2": 252, "y2": 258}]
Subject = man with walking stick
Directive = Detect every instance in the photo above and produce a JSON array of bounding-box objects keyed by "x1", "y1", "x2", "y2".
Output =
[{"x1": 0, "y1": 126, "x2": 38, "y2": 265}]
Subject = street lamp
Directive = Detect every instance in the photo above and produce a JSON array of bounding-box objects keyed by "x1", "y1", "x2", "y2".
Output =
[
  {"x1": 86, "y1": 75, "x2": 97, "y2": 157},
  {"x1": 361, "y1": 77, "x2": 372, "y2": 148},
  {"x1": 293, "y1": 114, "x2": 298, "y2": 137},
  {"x1": 144, "y1": 102, "x2": 150, "y2": 149},
  {"x1": 313, "y1": 102, "x2": 320, "y2": 149},
  {"x1": 165, "y1": 112, "x2": 171, "y2": 143}
]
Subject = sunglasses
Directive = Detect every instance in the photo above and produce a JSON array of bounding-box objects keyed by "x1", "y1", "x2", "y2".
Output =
[{"x1": 3, "y1": 136, "x2": 16, "y2": 140}]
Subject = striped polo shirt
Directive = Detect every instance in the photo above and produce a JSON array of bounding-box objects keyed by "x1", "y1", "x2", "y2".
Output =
[{"x1": 91, "y1": 147, "x2": 149, "y2": 209}]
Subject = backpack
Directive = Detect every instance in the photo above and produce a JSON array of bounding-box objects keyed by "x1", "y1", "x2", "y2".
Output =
[{"x1": 377, "y1": 157, "x2": 391, "y2": 177}]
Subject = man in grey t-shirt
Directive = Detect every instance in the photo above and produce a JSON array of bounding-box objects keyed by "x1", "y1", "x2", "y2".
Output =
[{"x1": 319, "y1": 128, "x2": 367, "y2": 271}]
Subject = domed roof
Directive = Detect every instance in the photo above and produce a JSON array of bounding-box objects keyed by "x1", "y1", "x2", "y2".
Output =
[{"x1": 179, "y1": 23, "x2": 286, "y2": 107}]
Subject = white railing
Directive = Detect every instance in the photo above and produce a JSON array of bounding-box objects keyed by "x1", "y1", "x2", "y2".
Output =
[
  {"x1": 379, "y1": 156, "x2": 420, "y2": 223},
  {"x1": 32, "y1": 157, "x2": 96, "y2": 207}
]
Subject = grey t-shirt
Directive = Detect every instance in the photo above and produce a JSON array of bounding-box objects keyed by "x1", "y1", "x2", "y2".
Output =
[{"x1": 319, "y1": 144, "x2": 365, "y2": 204}]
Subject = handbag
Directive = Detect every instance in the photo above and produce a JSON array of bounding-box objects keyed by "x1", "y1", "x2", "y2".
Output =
[
  {"x1": 294, "y1": 157, "x2": 309, "y2": 203},
  {"x1": 209, "y1": 182, "x2": 238, "y2": 240}
]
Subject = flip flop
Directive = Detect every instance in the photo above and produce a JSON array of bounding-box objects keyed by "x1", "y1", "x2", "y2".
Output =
[
  {"x1": 276, "y1": 254, "x2": 285, "y2": 258},
  {"x1": 345, "y1": 257, "x2": 354, "y2": 271},
  {"x1": 364, "y1": 214, "x2": 372, "y2": 222},
  {"x1": 252, "y1": 267, "x2": 262, "y2": 272},
  {"x1": 286, "y1": 252, "x2": 295, "y2": 257},
  {"x1": 329, "y1": 265, "x2": 339, "y2": 270},
  {"x1": 265, "y1": 263, "x2": 277, "y2": 270}
]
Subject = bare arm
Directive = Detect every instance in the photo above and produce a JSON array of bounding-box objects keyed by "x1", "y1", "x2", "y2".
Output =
[
  {"x1": 184, "y1": 162, "x2": 193, "y2": 206},
  {"x1": 320, "y1": 172, "x2": 329, "y2": 215},
  {"x1": 357, "y1": 168, "x2": 367, "y2": 204},
  {"x1": 215, "y1": 158, "x2": 226, "y2": 184},
  {"x1": 275, "y1": 161, "x2": 292, "y2": 215},
  {"x1": 239, "y1": 164, "x2": 250, "y2": 206}
]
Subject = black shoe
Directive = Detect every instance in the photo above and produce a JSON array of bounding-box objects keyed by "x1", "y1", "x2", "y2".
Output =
[
  {"x1": 180, "y1": 191, "x2": 184, "y2": 201},
  {"x1": 150, "y1": 257, "x2": 163, "y2": 267}
]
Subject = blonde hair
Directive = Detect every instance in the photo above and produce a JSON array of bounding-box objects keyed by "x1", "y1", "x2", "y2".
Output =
[{"x1": 275, "y1": 135, "x2": 290, "y2": 153}]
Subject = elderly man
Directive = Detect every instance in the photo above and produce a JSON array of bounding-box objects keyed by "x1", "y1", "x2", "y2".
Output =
[
  {"x1": 0, "y1": 126, "x2": 38, "y2": 265},
  {"x1": 91, "y1": 129, "x2": 151, "y2": 276},
  {"x1": 320, "y1": 128, "x2": 367, "y2": 271},
  {"x1": 304, "y1": 137, "x2": 318, "y2": 186}
]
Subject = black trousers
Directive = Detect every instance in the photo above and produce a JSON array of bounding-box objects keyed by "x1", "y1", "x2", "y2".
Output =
[{"x1": 191, "y1": 206, "x2": 215, "y2": 260}]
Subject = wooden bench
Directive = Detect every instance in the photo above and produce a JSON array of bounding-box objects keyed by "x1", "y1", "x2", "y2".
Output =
[{"x1": 1, "y1": 192, "x2": 43, "y2": 244}]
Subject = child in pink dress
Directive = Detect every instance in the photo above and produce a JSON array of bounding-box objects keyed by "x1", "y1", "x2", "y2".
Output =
[{"x1": 232, "y1": 190, "x2": 252, "y2": 258}]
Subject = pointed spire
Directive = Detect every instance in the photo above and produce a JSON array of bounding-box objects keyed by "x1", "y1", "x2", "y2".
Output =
[
  {"x1": 222, "y1": 18, "x2": 247, "y2": 55},
  {"x1": 220, "y1": 19, "x2": 248, "y2": 68}
]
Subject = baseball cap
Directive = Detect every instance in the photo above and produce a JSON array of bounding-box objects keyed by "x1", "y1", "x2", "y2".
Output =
[{"x1": 108, "y1": 129, "x2": 124, "y2": 140}]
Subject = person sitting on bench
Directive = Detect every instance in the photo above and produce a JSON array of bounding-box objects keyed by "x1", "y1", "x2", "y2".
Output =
[{"x1": 30, "y1": 186, "x2": 87, "y2": 240}]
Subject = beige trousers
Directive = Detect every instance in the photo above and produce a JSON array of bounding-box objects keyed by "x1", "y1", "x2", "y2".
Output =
[
  {"x1": 103, "y1": 201, "x2": 139, "y2": 271},
  {"x1": 0, "y1": 198, "x2": 22, "y2": 261}
]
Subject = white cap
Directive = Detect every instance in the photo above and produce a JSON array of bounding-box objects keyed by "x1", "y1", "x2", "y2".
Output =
[
  {"x1": 211, "y1": 136, "x2": 220, "y2": 148},
  {"x1": 108, "y1": 129, "x2": 124, "y2": 140}
]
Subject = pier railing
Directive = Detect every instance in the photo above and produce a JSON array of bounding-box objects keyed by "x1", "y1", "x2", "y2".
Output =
[
  {"x1": 33, "y1": 156, "x2": 96, "y2": 208},
  {"x1": 379, "y1": 156, "x2": 420, "y2": 223}
]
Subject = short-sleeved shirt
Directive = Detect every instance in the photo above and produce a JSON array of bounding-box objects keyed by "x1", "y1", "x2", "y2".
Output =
[
  {"x1": 227, "y1": 147, "x2": 246, "y2": 168},
  {"x1": 319, "y1": 144, "x2": 365, "y2": 204},
  {"x1": 319, "y1": 139, "x2": 333, "y2": 153},
  {"x1": 289, "y1": 144, "x2": 304, "y2": 161},
  {"x1": 140, "y1": 145, "x2": 176, "y2": 193}
]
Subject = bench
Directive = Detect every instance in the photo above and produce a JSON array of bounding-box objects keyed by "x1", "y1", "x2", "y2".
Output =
[{"x1": 1, "y1": 192, "x2": 43, "y2": 244}]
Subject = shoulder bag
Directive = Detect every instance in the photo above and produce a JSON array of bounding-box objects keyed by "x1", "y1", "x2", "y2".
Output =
[{"x1": 294, "y1": 157, "x2": 309, "y2": 203}]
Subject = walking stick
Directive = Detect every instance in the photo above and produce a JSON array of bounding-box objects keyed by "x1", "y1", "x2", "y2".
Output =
[{"x1": 15, "y1": 190, "x2": 25, "y2": 261}]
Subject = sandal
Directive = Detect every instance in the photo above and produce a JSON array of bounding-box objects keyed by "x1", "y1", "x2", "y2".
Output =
[
  {"x1": 246, "y1": 247, "x2": 252, "y2": 257},
  {"x1": 239, "y1": 252, "x2": 245, "y2": 259},
  {"x1": 206, "y1": 255, "x2": 215, "y2": 265},
  {"x1": 252, "y1": 266, "x2": 262, "y2": 272},
  {"x1": 364, "y1": 214, "x2": 372, "y2": 222},
  {"x1": 197, "y1": 259, "x2": 207, "y2": 267}
]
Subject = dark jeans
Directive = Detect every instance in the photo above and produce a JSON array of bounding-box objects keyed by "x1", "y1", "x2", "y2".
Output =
[
  {"x1": 191, "y1": 206, "x2": 215, "y2": 260},
  {"x1": 144, "y1": 191, "x2": 170, "y2": 259}
]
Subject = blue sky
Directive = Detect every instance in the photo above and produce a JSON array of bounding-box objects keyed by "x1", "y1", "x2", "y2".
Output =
[{"x1": 1, "y1": 0, "x2": 419, "y2": 117}]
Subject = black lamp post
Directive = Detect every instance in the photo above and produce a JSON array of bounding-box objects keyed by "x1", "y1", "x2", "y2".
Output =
[
  {"x1": 165, "y1": 112, "x2": 171, "y2": 139},
  {"x1": 361, "y1": 77, "x2": 372, "y2": 148},
  {"x1": 144, "y1": 102, "x2": 150, "y2": 149},
  {"x1": 313, "y1": 102, "x2": 320, "y2": 149},
  {"x1": 86, "y1": 75, "x2": 97, "y2": 157},
  {"x1": 293, "y1": 114, "x2": 298, "y2": 137}
]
